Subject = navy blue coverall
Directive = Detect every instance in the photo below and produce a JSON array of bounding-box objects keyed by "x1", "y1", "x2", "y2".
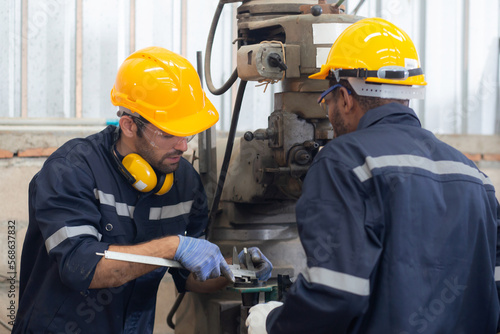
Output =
[
  {"x1": 267, "y1": 103, "x2": 500, "y2": 333},
  {"x1": 13, "y1": 125, "x2": 208, "y2": 333}
]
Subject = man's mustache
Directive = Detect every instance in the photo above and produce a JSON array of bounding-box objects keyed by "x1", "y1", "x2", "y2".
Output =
[{"x1": 162, "y1": 150, "x2": 184, "y2": 160}]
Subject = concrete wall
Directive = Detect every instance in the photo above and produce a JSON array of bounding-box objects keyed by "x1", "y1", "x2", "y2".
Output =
[{"x1": 0, "y1": 127, "x2": 499, "y2": 332}]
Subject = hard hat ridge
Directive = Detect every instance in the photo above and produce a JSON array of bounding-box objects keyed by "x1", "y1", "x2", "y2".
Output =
[{"x1": 111, "y1": 46, "x2": 219, "y2": 136}]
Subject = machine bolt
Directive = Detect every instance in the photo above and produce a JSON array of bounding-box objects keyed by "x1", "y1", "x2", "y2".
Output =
[
  {"x1": 311, "y1": 5, "x2": 323, "y2": 16},
  {"x1": 244, "y1": 131, "x2": 254, "y2": 141},
  {"x1": 303, "y1": 140, "x2": 320, "y2": 150},
  {"x1": 294, "y1": 149, "x2": 311, "y2": 165}
]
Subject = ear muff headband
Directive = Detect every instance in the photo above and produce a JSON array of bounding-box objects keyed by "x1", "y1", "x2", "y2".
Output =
[
  {"x1": 153, "y1": 172, "x2": 174, "y2": 195},
  {"x1": 111, "y1": 144, "x2": 136, "y2": 184}
]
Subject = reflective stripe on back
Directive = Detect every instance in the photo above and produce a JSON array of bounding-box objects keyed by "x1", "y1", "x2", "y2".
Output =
[
  {"x1": 304, "y1": 267, "x2": 370, "y2": 296},
  {"x1": 495, "y1": 267, "x2": 500, "y2": 282},
  {"x1": 353, "y1": 154, "x2": 492, "y2": 186}
]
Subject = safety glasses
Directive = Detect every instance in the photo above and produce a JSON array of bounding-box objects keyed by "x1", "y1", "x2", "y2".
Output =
[
  {"x1": 317, "y1": 84, "x2": 352, "y2": 113},
  {"x1": 132, "y1": 117, "x2": 195, "y2": 149}
]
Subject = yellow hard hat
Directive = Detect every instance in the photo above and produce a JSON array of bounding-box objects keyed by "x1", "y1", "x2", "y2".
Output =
[
  {"x1": 111, "y1": 47, "x2": 219, "y2": 137},
  {"x1": 310, "y1": 18, "x2": 426, "y2": 87}
]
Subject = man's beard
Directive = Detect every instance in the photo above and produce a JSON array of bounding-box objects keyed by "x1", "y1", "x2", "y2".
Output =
[
  {"x1": 136, "y1": 137, "x2": 183, "y2": 174},
  {"x1": 331, "y1": 104, "x2": 349, "y2": 138}
]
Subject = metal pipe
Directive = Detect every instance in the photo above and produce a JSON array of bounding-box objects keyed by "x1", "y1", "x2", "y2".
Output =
[
  {"x1": 196, "y1": 51, "x2": 217, "y2": 208},
  {"x1": 181, "y1": 0, "x2": 187, "y2": 57},
  {"x1": 166, "y1": 292, "x2": 185, "y2": 329},
  {"x1": 129, "y1": 0, "x2": 136, "y2": 53},
  {"x1": 417, "y1": 0, "x2": 426, "y2": 125},
  {"x1": 496, "y1": 2, "x2": 500, "y2": 134},
  {"x1": 350, "y1": 0, "x2": 366, "y2": 15},
  {"x1": 21, "y1": 0, "x2": 27, "y2": 118},
  {"x1": 0, "y1": 118, "x2": 106, "y2": 126},
  {"x1": 204, "y1": 0, "x2": 238, "y2": 96},
  {"x1": 375, "y1": 0, "x2": 382, "y2": 18},
  {"x1": 206, "y1": 80, "x2": 248, "y2": 241},
  {"x1": 494, "y1": 2, "x2": 500, "y2": 134},
  {"x1": 333, "y1": 0, "x2": 345, "y2": 8},
  {"x1": 76, "y1": 0, "x2": 83, "y2": 118},
  {"x1": 461, "y1": 0, "x2": 470, "y2": 134}
]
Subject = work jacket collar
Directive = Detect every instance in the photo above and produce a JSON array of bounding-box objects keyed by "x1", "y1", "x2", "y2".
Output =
[{"x1": 357, "y1": 102, "x2": 422, "y2": 131}]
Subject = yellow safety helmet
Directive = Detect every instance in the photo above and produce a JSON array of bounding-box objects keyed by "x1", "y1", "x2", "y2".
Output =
[
  {"x1": 310, "y1": 18, "x2": 426, "y2": 99},
  {"x1": 111, "y1": 47, "x2": 219, "y2": 137}
]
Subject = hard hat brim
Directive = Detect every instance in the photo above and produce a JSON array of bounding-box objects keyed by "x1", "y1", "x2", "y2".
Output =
[
  {"x1": 148, "y1": 96, "x2": 219, "y2": 137},
  {"x1": 309, "y1": 67, "x2": 329, "y2": 80}
]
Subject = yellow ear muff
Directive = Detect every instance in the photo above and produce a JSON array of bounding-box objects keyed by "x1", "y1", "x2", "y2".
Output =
[
  {"x1": 119, "y1": 153, "x2": 174, "y2": 195},
  {"x1": 121, "y1": 153, "x2": 157, "y2": 192},
  {"x1": 155, "y1": 172, "x2": 174, "y2": 195}
]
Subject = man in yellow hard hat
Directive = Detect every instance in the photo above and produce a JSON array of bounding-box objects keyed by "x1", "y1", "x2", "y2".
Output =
[
  {"x1": 13, "y1": 47, "x2": 272, "y2": 333},
  {"x1": 246, "y1": 18, "x2": 500, "y2": 333}
]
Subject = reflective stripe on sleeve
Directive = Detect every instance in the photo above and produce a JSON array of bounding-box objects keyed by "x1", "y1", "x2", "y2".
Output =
[
  {"x1": 304, "y1": 267, "x2": 370, "y2": 296},
  {"x1": 353, "y1": 155, "x2": 493, "y2": 186},
  {"x1": 495, "y1": 267, "x2": 500, "y2": 282},
  {"x1": 149, "y1": 200, "x2": 194, "y2": 220},
  {"x1": 94, "y1": 189, "x2": 135, "y2": 218},
  {"x1": 45, "y1": 225, "x2": 102, "y2": 253}
]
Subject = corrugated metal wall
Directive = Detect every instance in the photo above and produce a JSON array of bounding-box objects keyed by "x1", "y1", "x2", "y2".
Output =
[{"x1": 1, "y1": 0, "x2": 499, "y2": 134}]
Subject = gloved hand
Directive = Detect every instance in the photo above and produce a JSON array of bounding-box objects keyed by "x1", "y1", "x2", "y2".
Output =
[
  {"x1": 238, "y1": 247, "x2": 273, "y2": 281},
  {"x1": 246, "y1": 301, "x2": 283, "y2": 334},
  {"x1": 174, "y1": 235, "x2": 235, "y2": 282}
]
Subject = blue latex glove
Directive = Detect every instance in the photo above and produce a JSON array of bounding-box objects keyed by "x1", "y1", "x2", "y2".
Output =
[
  {"x1": 174, "y1": 236, "x2": 235, "y2": 282},
  {"x1": 238, "y1": 247, "x2": 273, "y2": 281}
]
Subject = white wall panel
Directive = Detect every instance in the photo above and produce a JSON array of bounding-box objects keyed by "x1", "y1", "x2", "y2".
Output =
[
  {"x1": 1, "y1": 0, "x2": 500, "y2": 135},
  {"x1": 82, "y1": 0, "x2": 126, "y2": 119},
  {"x1": 468, "y1": 0, "x2": 499, "y2": 134},
  {"x1": 422, "y1": 1, "x2": 463, "y2": 134},
  {"x1": 135, "y1": 0, "x2": 179, "y2": 53},
  {"x1": 0, "y1": 0, "x2": 22, "y2": 117},
  {"x1": 27, "y1": 0, "x2": 76, "y2": 118},
  {"x1": 186, "y1": 1, "x2": 236, "y2": 132}
]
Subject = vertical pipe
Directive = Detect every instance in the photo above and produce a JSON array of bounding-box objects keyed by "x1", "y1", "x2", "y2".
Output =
[
  {"x1": 197, "y1": 51, "x2": 209, "y2": 173},
  {"x1": 21, "y1": 0, "x2": 28, "y2": 118},
  {"x1": 197, "y1": 51, "x2": 217, "y2": 209},
  {"x1": 130, "y1": 0, "x2": 136, "y2": 53},
  {"x1": 418, "y1": 0, "x2": 426, "y2": 125},
  {"x1": 181, "y1": 0, "x2": 187, "y2": 57},
  {"x1": 375, "y1": 0, "x2": 382, "y2": 18},
  {"x1": 63, "y1": 2, "x2": 74, "y2": 118},
  {"x1": 231, "y1": 3, "x2": 238, "y2": 130},
  {"x1": 496, "y1": 0, "x2": 500, "y2": 134},
  {"x1": 11, "y1": 0, "x2": 22, "y2": 118},
  {"x1": 461, "y1": 0, "x2": 470, "y2": 134},
  {"x1": 171, "y1": 0, "x2": 181, "y2": 53},
  {"x1": 75, "y1": 0, "x2": 83, "y2": 118}
]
